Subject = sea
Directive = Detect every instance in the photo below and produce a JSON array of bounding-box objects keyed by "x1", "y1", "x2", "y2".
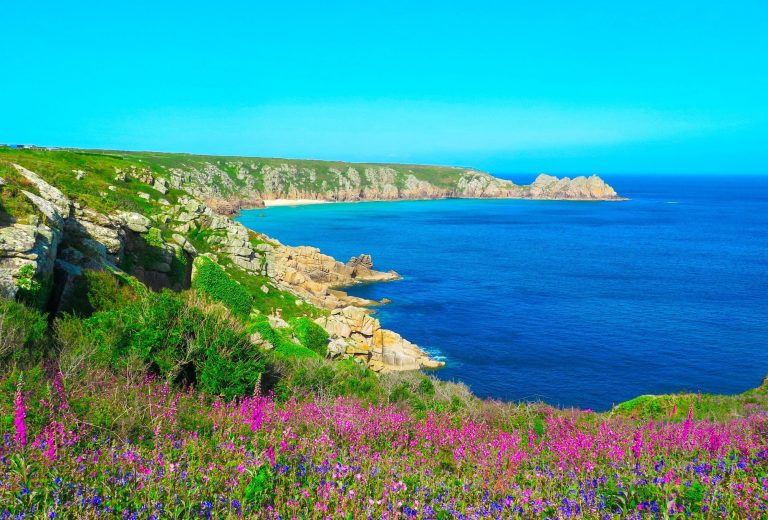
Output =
[{"x1": 237, "y1": 175, "x2": 768, "y2": 410}]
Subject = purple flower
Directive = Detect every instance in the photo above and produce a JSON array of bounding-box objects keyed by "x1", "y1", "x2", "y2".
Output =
[{"x1": 13, "y1": 378, "x2": 27, "y2": 448}]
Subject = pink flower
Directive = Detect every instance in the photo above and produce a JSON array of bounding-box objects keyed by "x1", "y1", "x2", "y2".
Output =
[{"x1": 13, "y1": 378, "x2": 27, "y2": 448}]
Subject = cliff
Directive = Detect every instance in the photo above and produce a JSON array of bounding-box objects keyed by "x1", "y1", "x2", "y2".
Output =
[
  {"x1": 0, "y1": 149, "x2": 443, "y2": 373},
  {"x1": 0, "y1": 147, "x2": 623, "y2": 373},
  {"x1": 160, "y1": 158, "x2": 623, "y2": 209},
  {"x1": 63, "y1": 149, "x2": 623, "y2": 213}
]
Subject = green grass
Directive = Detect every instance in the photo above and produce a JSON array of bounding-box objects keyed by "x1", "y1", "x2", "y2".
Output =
[
  {"x1": 0, "y1": 161, "x2": 42, "y2": 224},
  {"x1": 0, "y1": 148, "x2": 180, "y2": 215},
  {"x1": 221, "y1": 259, "x2": 327, "y2": 321},
  {"x1": 191, "y1": 257, "x2": 252, "y2": 318},
  {"x1": 0, "y1": 147, "x2": 507, "y2": 208},
  {"x1": 612, "y1": 378, "x2": 768, "y2": 421},
  {"x1": 289, "y1": 317, "x2": 329, "y2": 357}
]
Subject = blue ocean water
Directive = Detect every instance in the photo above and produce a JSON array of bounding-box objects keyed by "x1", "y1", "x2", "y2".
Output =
[{"x1": 237, "y1": 175, "x2": 768, "y2": 410}]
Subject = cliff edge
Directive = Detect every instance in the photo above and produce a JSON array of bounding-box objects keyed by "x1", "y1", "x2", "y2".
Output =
[
  {"x1": 85, "y1": 150, "x2": 623, "y2": 214},
  {"x1": 0, "y1": 151, "x2": 443, "y2": 373}
]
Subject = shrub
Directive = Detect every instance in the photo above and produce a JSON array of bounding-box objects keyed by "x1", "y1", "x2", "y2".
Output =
[
  {"x1": 62, "y1": 269, "x2": 139, "y2": 316},
  {"x1": 55, "y1": 288, "x2": 266, "y2": 399},
  {"x1": 144, "y1": 227, "x2": 164, "y2": 247},
  {"x1": 0, "y1": 298, "x2": 48, "y2": 367},
  {"x1": 196, "y1": 322, "x2": 265, "y2": 399},
  {"x1": 274, "y1": 341, "x2": 318, "y2": 359},
  {"x1": 191, "y1": 257, "x2": 252, "y2": 318},
  {"x1": 15, "y1": 264, "x2": 48, "y2": 308},
  {"x1": 121, "y1": 290, "x2": 264, "y2": 398},
  {"x1": 289, "y1": 317, "x2": 329, "y2": 357},
  {"x1": 54, "y1": 314, "x2": 101, "y2": 379},
  {"x1": 247, "y1": 315, "x2": 282, "y2": 348}
]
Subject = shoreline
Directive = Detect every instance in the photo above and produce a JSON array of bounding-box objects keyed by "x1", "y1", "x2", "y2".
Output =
[
  {"x1": 259, "y1": 195, "x2": 628, "y2": 209},
  {"x1": 263, "y1": 199, "x2": 331, "y2": 207}
]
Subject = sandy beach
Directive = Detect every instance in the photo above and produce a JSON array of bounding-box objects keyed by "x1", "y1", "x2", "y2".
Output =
[{"x1": 263, "y1": 199, "x2": 330, "y2": 207}]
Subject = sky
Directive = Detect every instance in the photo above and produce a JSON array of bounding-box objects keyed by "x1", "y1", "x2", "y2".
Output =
[{"x1": 2, "y1": 1, "x2": 767, "y2": 174}]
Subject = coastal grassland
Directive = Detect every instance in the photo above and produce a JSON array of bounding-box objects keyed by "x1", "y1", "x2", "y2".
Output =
[
  {"x1": 1, "y1": 147, "x2": 484, "y2": 204},
  {"x1": 122, "y1": 149, "x2": 475, "y2": 190},
  {"x1": 612, "y1": 381, "x2": 768, "y2": 421},
  {"x1": 0, "y1": 161, "x2": 42, "y2": 224},
  {"x1": 1, "y1": 267, "x2": 768, "y2": 517},
  {"x1": 214, "y1": 257, "x2": 327, "y2": 321},
  {"x1": 0, "y1": 148, "x2": 183, "y2": 215}
]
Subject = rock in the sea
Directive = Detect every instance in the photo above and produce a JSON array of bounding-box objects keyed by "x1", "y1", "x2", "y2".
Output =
[
  {"x1": 529, "y1": 174, "x2": 620, "y2": 200},
  {"x1": 314, "y1": 306, "x2": 443, "y2": 372},
  {"x1": 347, "y1": 254, "x2": 373, "y2": 270}
]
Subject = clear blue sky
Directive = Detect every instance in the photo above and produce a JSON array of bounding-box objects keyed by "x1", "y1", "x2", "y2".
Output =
[{"x1": 2, "y1": 1, "x2": 767, "y2": 174}]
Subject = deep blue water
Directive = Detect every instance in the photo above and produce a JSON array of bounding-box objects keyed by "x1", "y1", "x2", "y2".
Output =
[{"x1": 237, "y1": 175, "x2": 768, "y2": 410}]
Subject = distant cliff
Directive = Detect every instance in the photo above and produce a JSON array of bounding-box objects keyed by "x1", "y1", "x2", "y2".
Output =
[{"x1": 96, "y1": 151, "x2": 623, "y2": 214}]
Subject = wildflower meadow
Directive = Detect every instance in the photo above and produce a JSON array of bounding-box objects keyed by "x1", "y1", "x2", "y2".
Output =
[{"x1": 1, "y1": 368, "x2": 767, "y2": 519}]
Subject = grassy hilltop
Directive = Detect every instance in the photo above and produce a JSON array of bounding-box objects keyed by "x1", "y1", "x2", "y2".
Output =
[{"x1": 0, "y1": 146, "x2": 766, "y2": 518}]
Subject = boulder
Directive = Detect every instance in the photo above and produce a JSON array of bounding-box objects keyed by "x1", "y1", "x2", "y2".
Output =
[
  {"x1": 13, "y1": 164, "x2": 70, "y2": 216},
  {"x1": 153, "y1": 177, "x2": 169, "y2": 194},
  {"x1": 347, "y1": 253, "x2": 373, "y2": 270},
  {"x1": 116, "y1": 212, "x2": 152, "y2": 233},
  {"x1": 171, "y1": 233, "x2": 197, "y2": 255}
]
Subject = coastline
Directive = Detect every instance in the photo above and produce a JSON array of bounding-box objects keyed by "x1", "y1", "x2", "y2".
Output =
[
  {"x1": 263, "y1": 199, "x2": 331, "y2": 207},
  {"x1": 258, "y1": 194, "x2": 628, "y2": 209}
]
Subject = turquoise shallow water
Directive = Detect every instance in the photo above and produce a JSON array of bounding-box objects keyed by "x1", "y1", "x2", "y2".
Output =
[{"x1": 238, "y1": 175, "x2": 768, "y2": 410}]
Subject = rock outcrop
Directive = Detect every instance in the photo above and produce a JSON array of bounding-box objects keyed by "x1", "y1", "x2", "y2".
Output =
[
  {"x1": 528, "y1": 174, "x2": 621, "y2": 200},
  {"x1": 0, "y1": 164, "x2": 193, "y2": 303},
  {"x1": 317, "y1": 306, "x2": 443, "y2": 372},
  {"x1": 204, "y1": 196, "x2": 265, "y2": 217},
  {"x1": 142, "y1": 191, "x2": 442, "y2": 371}
]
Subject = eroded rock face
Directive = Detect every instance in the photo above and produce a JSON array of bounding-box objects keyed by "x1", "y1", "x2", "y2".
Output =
[
  {"x1": 159, "y1": 158, "x2": 621, "y2": 203},
  {"x1": 0, "y1": 164, "x2": 192, "y2": 301},
  {"x1": 315, "y1": 306, "x2": 443, "y2": 373},
  {"x1": 528, "y1": 174, "x2": 621, "y2": 200},
  {"x1": 260, "y1": 244, "x2": 398, "y2": 310},
  {"x1": 0, "y1": 166, "x2": 71, "y2": 298},
  {"x1": 0, "y1": 163, "x2": 444, "y2": 373},
  {"x1": 204, "y1": 196, "x2": 265, "y2": 217},
  {"x1": 0, "y1": 219, "x2": 59, "y2": 299}
]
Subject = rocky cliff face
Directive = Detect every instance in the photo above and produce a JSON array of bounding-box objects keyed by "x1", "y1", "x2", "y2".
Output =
[
  {"x1": 0, "y1": 165, "x2": 192, "y2": 305},
  {"x1": 152, "y1": 156, "x2": 621, "y2": 213},
  {"x1": 0, "y1": 161, "x2": 441, "y2": 373},
  {"x1": 527, "y1": 174, "x2": 620, "y2": 200}
]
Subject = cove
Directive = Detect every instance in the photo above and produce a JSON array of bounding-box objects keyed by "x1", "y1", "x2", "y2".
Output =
[{"x1": 237, "y1": 174, "x2": 768, "y2": 410}]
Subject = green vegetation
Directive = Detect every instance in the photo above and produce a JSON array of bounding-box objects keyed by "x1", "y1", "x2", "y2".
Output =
[
  {"x1": 0, "y1": 162, "x2": 40, "y2": 224},
  {"x1": 0, "y1": 298, "x2": 48, "y2": 367},
  {"x1": 191, "y1": 256, "x2": 252, "y2": 317},
  {"x1": 0, "y1": 146, "x2": 494, "y2": 214},
  {"x1": 0, "y1": 148, "x2": 190, "y2": 216},
  {"x1": 289, "y1": 316, "x2": 329, "y2": 357},
  {"x1": 221, "y1": 259, "x2": 326, "y2": 321},
  {"x1": 612, "y1": 380, "x2": 768, "y2": 421}
]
